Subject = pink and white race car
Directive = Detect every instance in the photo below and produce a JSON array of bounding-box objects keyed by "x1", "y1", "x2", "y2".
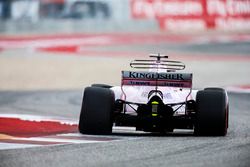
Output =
[{"x1": 79, "y1": 54, "x2": 229, "y2": 136}]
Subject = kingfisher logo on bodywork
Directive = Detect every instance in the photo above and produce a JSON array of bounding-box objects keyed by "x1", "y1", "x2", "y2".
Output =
[
  {"x1": 122, "y1": 71, "x2": 192, "y2": 88},
  {"x1": 123, "y1": 71, "x2": 192, "y2": 80}
]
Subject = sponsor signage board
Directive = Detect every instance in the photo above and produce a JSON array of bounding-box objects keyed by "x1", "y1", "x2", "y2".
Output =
[{"x1": 131, "y1": 0, "x2": 250, "y2": 31}]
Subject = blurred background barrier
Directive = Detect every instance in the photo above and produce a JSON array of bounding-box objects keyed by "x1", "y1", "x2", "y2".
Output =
[
  {"x1": 0, "y1": 0, "x2": 250, "y2": 34},
  {"x1": 131, "y1": 0, "x2": 250, "y2": 31}
]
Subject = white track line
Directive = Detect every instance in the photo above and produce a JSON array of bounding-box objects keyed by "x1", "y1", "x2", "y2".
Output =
[
  {"x1": 0, "y1": 133, "x2": 118, "y2": 150},
  {"x1": 0, "y1": 143, "x2": 40, "y2": 150},
  {"x1": 15, "y1": 137, "x2": 103, "y2": 144}
]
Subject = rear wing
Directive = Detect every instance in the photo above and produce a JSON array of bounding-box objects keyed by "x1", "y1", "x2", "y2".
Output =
[{"x1": 122, "y1": 71, "x2": 192, "y2": 88}]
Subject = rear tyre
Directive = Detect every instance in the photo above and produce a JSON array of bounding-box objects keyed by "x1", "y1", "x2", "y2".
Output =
[
  {"x1": 194, "y1": 89, "x2": 228, "y2": 136},
  {"x1": 91, "y1": 84, "x2": 112, "y2": 89},
  {"x1": 204, "y1": 87, "x2": 225, "y2": 92},
  {"x1": 79, "y1": 87, "x2": 115, "y2": 135}
]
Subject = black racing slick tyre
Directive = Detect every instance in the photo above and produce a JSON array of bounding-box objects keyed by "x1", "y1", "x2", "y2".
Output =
[
  {"x1": 79, "y1": 87, "x2": 115, "y2": 135},
  {"x1": 194, "y1": 89, "x2": 229, "y2": 136},
  {"x1": 204, "y1": 87, "x2": 225, "y2": 92},
  {"x1": 91, "y1": 84, "x2": 112, "y2": 89}
]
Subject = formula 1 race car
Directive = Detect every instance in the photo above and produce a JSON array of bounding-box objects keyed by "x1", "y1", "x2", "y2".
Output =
[{"x1": 79, "y1": 54, "x2": 229, "y2": 136}]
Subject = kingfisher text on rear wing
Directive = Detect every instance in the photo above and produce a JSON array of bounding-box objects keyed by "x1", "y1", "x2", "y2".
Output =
[{"x1": 122, "y1": 71, "x2": 192, "y2": 88}]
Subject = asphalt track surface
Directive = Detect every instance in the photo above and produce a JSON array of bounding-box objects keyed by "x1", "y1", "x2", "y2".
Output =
[
  {"x1": 0, "y1": 34, "x2": 250, "y2": 167},
  {"x1": 0, "y1": 91, "x2": 250, "y2": 167}
]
